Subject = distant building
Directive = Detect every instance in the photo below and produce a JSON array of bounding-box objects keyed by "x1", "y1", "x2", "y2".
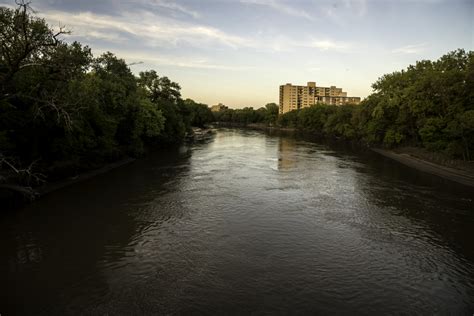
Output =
[
  {"x1": 279, "y1": 82, "x2": 361, "y2": 114},
  {"x1": 211, "y1": 103, "x2": 228, "y2": 112}
]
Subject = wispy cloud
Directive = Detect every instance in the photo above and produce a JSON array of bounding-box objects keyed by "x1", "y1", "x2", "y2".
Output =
[
  {"x1": 39, "y1": 9, "x2": 250, "y2": 48},
  {"x1": 392, "y1": 43, "x2": 428, "y2": 54},
  {"x1": 39, "y1": 7, "x2": 351, "y2": 53},
  {"x1": 257, "y1": 36, "x2": 352, "y2": 53},
  {"x1": 99, "y1": 50, "x2": 254, "y2": 71},
  {"x1": 148, "y1": 0, "x2": 201, "y2": 18},
  {"x1": 309, "y1": 39, "x2": 349, "y2": 51},
  {"x1": 84, "y1": 30, "x2": 127, "y2": 42},
  {"x1": 240, "y1": 0, "x2": 314, "y2": 20}
]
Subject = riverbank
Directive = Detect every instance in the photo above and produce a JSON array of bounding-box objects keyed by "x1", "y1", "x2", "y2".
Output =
[
  {"x1": 214, "y1": 124, "x2": 474, "y2": 187},
  {"x1": 2, "y1": 127, "x2": 217, "y2": 210},
  {"x1": 3, "y1": 127, "x2": 473, "y2": 315},
  {"x1": 186, "y1": 127, "x2": 217, "y2": 142},
  {"x1": 246, "y1": 123, "x2": 297, "y2": 132},
  {"x1": 1, "y1": 157, "x2": 136, "y2": 210},
  {"x1": 372, "y1": 147, "x2": 474, "y2": 187},
  {"x1": 212, "y1": 122, "x2": 296, "y2": 132},
  {"x1": 40, "y1": 127, "x2": 217, "y2": 196}
]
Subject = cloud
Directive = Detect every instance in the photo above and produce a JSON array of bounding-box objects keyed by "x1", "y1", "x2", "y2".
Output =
[
  {"x1": 39, "y1": 9, "x2": 250, "y2": 48},
  {"x1": 96, "y1": 50, "x2": 254, "y2": 71},
  {"x1": 392, "y1": 43, "x2": 428, "y2": 54},
  {"x1": 240, "y1": 0, "x2": 314, "y2": 20},
  {"x1": 148, "y1": 0, "x2": 200, "y2": 18},
  {"x1": 84, "y1": 30, "x2": 127, "y2": 42},
  {"x1": 309, "y1": 40, "x2": 348, "y2": 51},
  {"x1": 254, "y1": 36, "x2": 351, "y2": 53},
  {"x1": 35, "y1": 5, "x2": 351, "y2": 54}
]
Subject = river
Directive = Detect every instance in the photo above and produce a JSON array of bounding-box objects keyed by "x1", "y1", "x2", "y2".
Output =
[{"x1": 1, "y1": 128, "x2": 473, "y2": 314}]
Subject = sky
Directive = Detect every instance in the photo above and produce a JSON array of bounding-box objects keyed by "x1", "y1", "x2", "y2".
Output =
[{"x1": 1, "y1": 0, "x2": 473, "y2": 108}]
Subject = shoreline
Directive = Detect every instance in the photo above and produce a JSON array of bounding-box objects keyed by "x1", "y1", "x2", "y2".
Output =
[
  {"x1": 372, "y1": 148, "x2": 474, "y2": 187},
  {"x1": 218, "y1": 124, "x2": 474, "y2": 187},
  {"x1": 5, "y1": 132, "x2": 473, "y2": 208},
  {"x1": 246, "y1": 123, "x2": 297, "y2": 132},
  {"x1": 213, "y1": 122, "x2": 297, "y2": 132},
  {"x1": 1, "y1": 157, "x2": 136, "y2": 210}
]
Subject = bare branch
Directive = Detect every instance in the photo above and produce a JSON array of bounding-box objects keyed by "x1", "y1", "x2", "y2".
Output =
[
  {"x1": 0, "y1": 154, "x2": 46, "y2": 186},
  {"x1": 18, "y1": 62, "x2": 43, "y2": 69}
]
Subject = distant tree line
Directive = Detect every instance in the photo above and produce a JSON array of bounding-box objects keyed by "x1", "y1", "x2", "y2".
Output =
[
  {"x1": 0, "y1": 3, "x2": 213, "y2": 193},
  {"x1": 275, "y1": 49, "x2": 474, "y2": 160},
  {"x1": 2, "y1": 1, "x2": 472, "y2": 200},
  {"x1": 212, "y1": 103, "x2": 279, "y2": 125}
]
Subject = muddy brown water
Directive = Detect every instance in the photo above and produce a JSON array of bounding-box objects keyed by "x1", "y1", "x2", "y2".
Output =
[{"x1": 1, "y1": 128, "x2": 473, "y2": 314}]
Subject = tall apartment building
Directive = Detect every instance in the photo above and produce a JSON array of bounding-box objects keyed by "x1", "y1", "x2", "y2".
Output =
[{"x1": 279, "y1": 82, "x2": 361, "y2": 114}]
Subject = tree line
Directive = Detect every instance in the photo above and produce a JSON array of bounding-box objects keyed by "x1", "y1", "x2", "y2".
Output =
[
  {"x1": 274, "y1": 49, "x2": 473, "y2": 160},
  {"x1": 212, "y1": 103, "x2": 279, "y2": 126},
  {"x1": 0, "y1": 3, "x2": 214, "y2": 194},
  {"x1": 2, "y1": 2, "x2": 472, "y2": 200},
  {"x1": 214, "y1": 50, "x2": 474, "y2": 161}
]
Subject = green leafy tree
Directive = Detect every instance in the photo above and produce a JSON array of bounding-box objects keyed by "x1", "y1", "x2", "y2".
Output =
[
  {"x1": 0, "y1": 3, "x2": 170, "y2": 197},
  {"x1": 184, "y1": 99, "x2": 213, "y2": 127},
  {"x1": 264, "y1": 103, "x2": 279, "y2": 125}
]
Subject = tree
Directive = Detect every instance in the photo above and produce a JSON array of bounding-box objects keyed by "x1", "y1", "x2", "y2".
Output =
[
  {"x1": 0, "y1": 1, "x2": 70, "y2": 98},
  {"x1": 137, "y1": 70, "x2": 181, "y2": 103},
  {"x1": 184, "y1": 99, "x2": 213, "y2": 127},
  {"x1": 0, "y1": 2, "x2": 170, "y2": 200},
  {"x1": 264, "y1": 103, "x2": 279, "y2": 125}
]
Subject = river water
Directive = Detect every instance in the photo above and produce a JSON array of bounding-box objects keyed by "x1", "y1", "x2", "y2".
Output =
[{"x1": 1, "y1": 128, "x2": 474, "y2": 314}]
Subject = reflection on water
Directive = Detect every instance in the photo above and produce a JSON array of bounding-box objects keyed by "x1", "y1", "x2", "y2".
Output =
[
  {"x1": 278, "y1": 137, "x2": 297, "y2": 170},
  {"x1": 1, "y1": 128, "x2": 473, "y2": 314}
]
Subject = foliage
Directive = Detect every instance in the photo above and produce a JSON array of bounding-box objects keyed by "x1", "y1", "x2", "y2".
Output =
[
  {"x1": 0, "y1": 3, "x2": 210, "y2": 190},
  {"x1": 263, "y1": 103, "x2": 279, "y2": 125},
  {"x1": 213, "y1": 103, "x2": 279, "y2": 125},
  {"x1": 278, "y1": 49, "x2": 474, "y2": 160},
  {"x1": 184, "y1": 99, "x2": 214, "y2": 128},
  {"x1": 1, "y1": 0, "x2": 473, "y2": 197}
]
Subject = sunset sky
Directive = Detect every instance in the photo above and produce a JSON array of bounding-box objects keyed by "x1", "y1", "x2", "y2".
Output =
[{"x1": 2, "y1": 0, "x2": 472, "y2": 108}]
